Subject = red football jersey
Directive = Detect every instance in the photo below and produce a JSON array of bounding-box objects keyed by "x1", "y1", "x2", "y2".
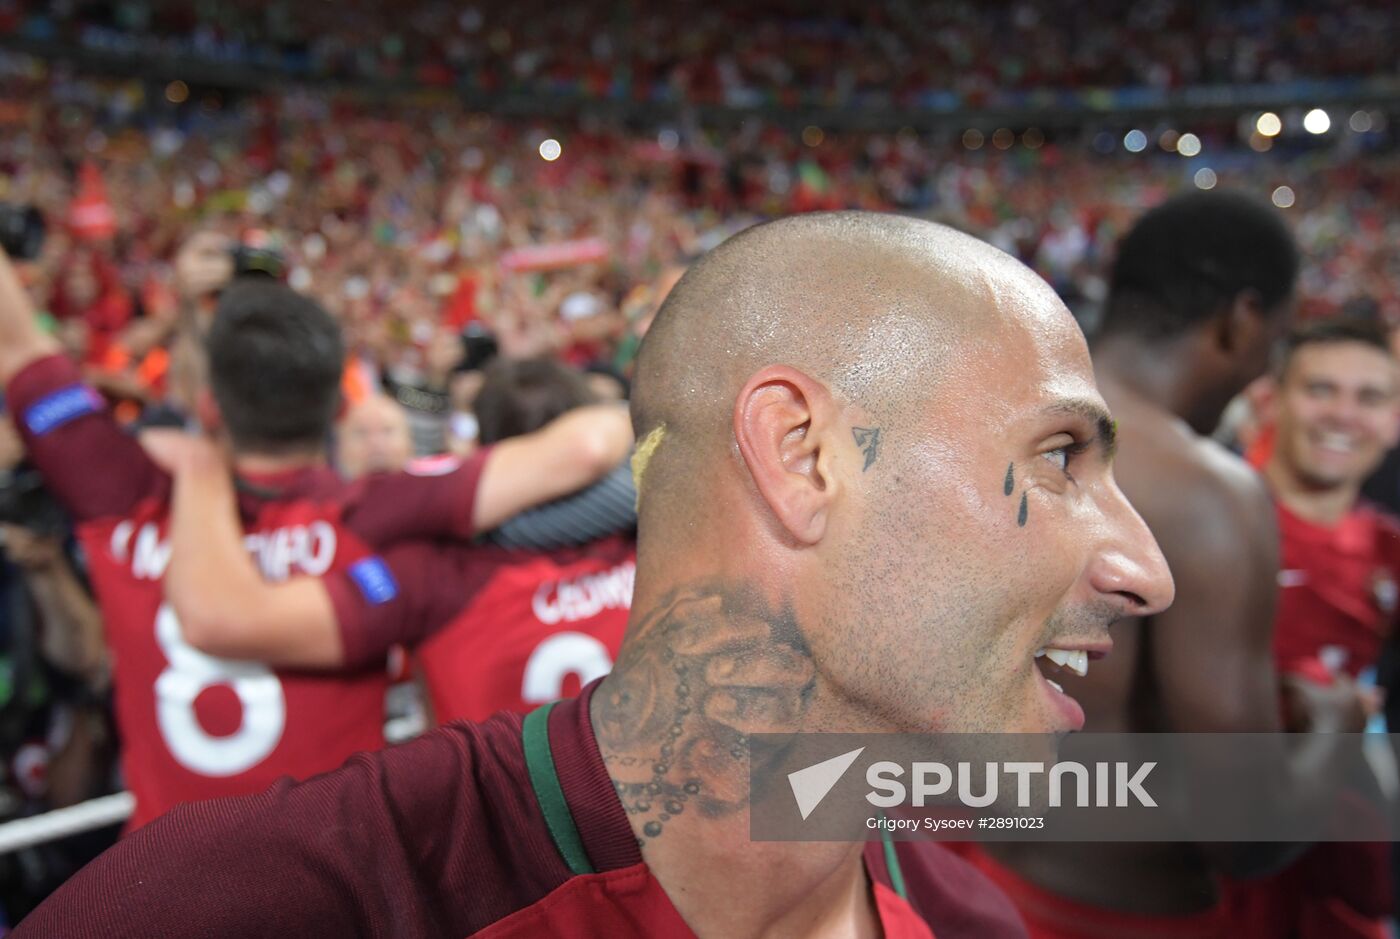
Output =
[
  {"x1": 1272, "y1": 498, "x2": 1400, "y2": 679},
  {"x1": 8, "y1": 355, "x2": 491, "y2": 829},
  {"x1": 419, "y1": 535, "x2": 635, "y2": 722},
  {"x1": 327, "y1": 534, "x2": 636, "y2": 723},
  {"x1": 17, "y1": 682, "x2": 1031, "y2": 938}
]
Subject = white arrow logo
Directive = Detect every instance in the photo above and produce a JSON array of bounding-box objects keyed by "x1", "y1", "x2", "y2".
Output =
[{"x1": 788, "y1": 747, "x2": 865, "y2": 820}]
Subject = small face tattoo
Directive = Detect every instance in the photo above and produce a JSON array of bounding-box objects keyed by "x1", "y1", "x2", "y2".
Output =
[
  {"x1": 1005, "y1": 462, "x2": 1027, "y2": 527},
  {"x1": 852, "y1": 426, "x2": 882, "y2": 471}
]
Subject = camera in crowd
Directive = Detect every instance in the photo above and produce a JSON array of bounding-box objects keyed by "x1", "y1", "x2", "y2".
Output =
[
  {"x1": 460, "y1": 323, "x2": 500, "y2": 373},
  {"x1": 0, "y1": 467, "x2": 67, "y2": 538},
  {"x1": 0, "y1": 204, "x2": 45, "y2": 262},
  {"x1": 230, "y1": 242, "x2": 287, "y2": 281}
]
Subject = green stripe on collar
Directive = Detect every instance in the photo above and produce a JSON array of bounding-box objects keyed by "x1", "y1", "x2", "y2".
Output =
[{"x1": 523, "y1": 703, "x2": 596, "y2": 876}]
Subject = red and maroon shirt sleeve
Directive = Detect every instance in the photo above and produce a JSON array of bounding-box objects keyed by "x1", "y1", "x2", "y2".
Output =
[
  {"x1": 341, "y1": 446, "x2": 495, "y2": 546},
  {"x1": 15, "y1": 713, "x2": 570, "y2": 939},
  {"x1": 5, "y1": 354, "x2": 165, "y2": 521},
  {"x1": 887, "y1": 842, "x2": 1029, "y2": 939},
  {"x1": 326, "y1": 543, "x2": 500, "y2": 668}
]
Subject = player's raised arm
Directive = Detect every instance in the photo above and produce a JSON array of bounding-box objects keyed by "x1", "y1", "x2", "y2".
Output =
[
  {"x1": 473, "y1": 401, "x2": 634, "y2": 532},
  {"x1": 1, "y1": 247, "x2": 163, "y2": 521},
  {"x1": 157, "y1": 433, "x2": 461, "y2": 666},
  {"x1": 348, "y1": 400, "x2": 634, "y2": 545},
  {"x1": 159, "y1": 435, "x2": 340, "y2": 665},
  {"x1": 0, "y1": 247, "x2": 61, "y2": 386}
]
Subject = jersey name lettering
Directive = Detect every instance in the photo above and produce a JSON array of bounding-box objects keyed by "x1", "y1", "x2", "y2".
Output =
[
  {"x1": 113, "y1": 521, "x2": 338, "y2": 582},
  {"x1": 531, "y1": 560, "x2": 635, "y2": 625}
]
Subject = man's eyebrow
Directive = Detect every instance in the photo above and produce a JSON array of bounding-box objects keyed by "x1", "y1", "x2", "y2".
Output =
[{"x1": 1042, "y1": 399, "x2": 1117, "y2": 458}]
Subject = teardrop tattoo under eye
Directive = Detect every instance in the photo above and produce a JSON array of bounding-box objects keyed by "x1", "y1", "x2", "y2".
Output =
[{"x1": 1005, "y1": 462, "x2": 1028, "y2": 526}]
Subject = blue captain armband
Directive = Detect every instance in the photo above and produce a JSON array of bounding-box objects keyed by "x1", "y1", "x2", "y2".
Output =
[
  {"x1": 23, "y1": 385, "x2": 104, "y2": 436},
  {"x1": 347, "y1": 557, "x2": 399, "y2": 605}
]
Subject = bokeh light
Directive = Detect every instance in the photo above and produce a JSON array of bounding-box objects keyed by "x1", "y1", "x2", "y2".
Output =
[
  {"x1": 1303, "y1": 109, "x2": 1330, "y2": 134},
  {"x1": 1256, "y1": 112, "x2": 1282, "y2": 137}
]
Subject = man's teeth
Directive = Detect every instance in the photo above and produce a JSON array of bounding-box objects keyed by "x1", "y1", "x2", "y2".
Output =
[
  {"x1": 1046, "y1": 679, "x2": 1064, "y2": 694},
  {"x1": 1318, "y1": 432, "x2": 1355, "y2": 452},
  {"x1": 1042, "y1": 648, "x2": 1088, "y2": 677}
]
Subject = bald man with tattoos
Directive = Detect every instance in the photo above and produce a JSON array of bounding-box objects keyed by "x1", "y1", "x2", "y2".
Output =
[{"x1": 17, "y1": 212, "x2": 1173, "y2": 939}]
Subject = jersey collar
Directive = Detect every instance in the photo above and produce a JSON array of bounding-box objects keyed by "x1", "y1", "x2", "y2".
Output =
[{"x1": 523, "y1": 682, "x2": 908, "y2": 898}]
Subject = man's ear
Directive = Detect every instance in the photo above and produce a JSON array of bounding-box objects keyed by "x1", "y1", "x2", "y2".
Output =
[
  {"x1": 195, "y1": 388, "x2": 222, "y2": 435},
  {"x1": 1245, "y1": 374, "x2": 1279, "y2": 427},
  {"x1": 1217, "y1": 289, "x2": 1268, "y2": 357},
  {"x1": 734, "y1": 365, "x2": 839, "y2": 546}
]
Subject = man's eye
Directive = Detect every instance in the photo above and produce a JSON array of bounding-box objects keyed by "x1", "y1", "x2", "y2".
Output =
[{"x1": 1042, "y1": 447, "x2": 1069, "y2": 472}]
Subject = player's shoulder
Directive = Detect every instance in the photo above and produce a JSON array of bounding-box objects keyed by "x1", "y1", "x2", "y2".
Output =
[
  {"x1": 371, "y1": 708, "x2": 531, "y2": 800},
  {"x1": 1354, "y1": 500, "x2": 1400, "y2": 562},
  {"x1": 1356, "y1": 499, "x2": 1400, "y2": 535},
  {"x1": 1133, "y1": 425, "x2": 1268, "y2": 525}
]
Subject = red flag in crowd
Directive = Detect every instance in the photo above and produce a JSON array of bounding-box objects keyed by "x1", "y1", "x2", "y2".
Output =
[{"x1": 68, "y1": 161, "x2": 117, "y2": 240}]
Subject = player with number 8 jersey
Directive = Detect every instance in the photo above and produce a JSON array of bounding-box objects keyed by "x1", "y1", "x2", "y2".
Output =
[
  {"x1": 8, "y1": 352, "x2": 498, "y2": 830},
  {"x1": 156, "y1": 358, "x2": 640, "y2": 729}
]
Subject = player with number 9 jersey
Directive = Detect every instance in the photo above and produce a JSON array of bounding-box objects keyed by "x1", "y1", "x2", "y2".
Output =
[
  {"x1": 329, "y1": 534, "x2": 637, "y2": 723},
  {"x1": 7, "y1": 354, "x2": 493, "y2": 830}
]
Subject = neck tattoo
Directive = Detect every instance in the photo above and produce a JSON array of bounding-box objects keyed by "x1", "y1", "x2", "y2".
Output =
[{"x1": 594, "y1": 580, "x2": 817, "y2": 844}]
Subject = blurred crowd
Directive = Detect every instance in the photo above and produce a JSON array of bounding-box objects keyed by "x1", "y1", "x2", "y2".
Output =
[
  {"x1": 5, "y1": 0, "x2": 1397, "y2": 105},
  {"x1": 1, "y1": 60, "x2": 1397, "y2": 462}
]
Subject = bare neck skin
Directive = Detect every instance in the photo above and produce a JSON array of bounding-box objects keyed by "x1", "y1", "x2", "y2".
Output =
[
  {"x1": 590, "y1": 562, "x2": 881, "y2": 938},
  {"x1": 1093, "y1": 333, "x2": 1226, "y2": 434},
  {"x1": 231, "y1": 446, "x2": 327, "y2": 477},
  {"x1": 1262, "y1": 456, "x2": 1358, "y2": 527}
]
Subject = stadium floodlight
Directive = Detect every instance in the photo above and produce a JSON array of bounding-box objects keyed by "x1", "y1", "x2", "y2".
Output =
[
  {"x1": 1302, "y1": 109, "x2": 1330, "y2": 134},
  {"x1": 539, "y1": 138, "x2": 563, "y2": 161},
  {"x1": 1255, "y1": 112, "x2": 1282, "y2": 137},
  {"x1": 1123, "y1": 130, "x2": 1147, "y2": 153},
  {"x1": 1193, "y1": 168, "x2": 1217, "y2": 190},
  {"x1": 1271, "y1": 185, "x2": 1296, "y2": 208},
  {"x1": 1176, "y1": 133, "x2": 1202, "y2": 157}
]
